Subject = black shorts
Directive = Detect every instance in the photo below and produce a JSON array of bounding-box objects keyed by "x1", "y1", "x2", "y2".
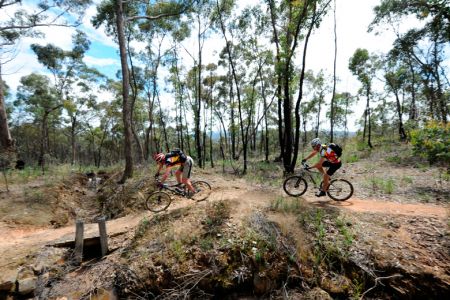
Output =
[{"x1": 322, "y1": 161, "x2": 342, "y2": 176}]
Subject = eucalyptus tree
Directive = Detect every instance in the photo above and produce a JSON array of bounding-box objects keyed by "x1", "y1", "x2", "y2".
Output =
[
  {"x1": 16, "y1": 73, "x2": 61, "y2": 167},
  {"x1": 305, "y1": 70, "x2": 330, "y2": 137},
  {"x1": 30, "y1": 30, "x2": 92, "y2": 166},
  {"x1": 183, "y1": 0, "x2": 216, "y2": 168},
  {"x1": 203, "y1": 63, "x2": 219, "y2": 168},
  {"x1": 370, "y1": 0, "x2": 449, "y2": 123},
  {"x1": 215, "y1": 1, "x2": 271, "y2": 174},
  {"x1": 383, "y1": 57, "x2": 408, "y2": 140},
  {"x1": 349, "y1": 48, "x2": 380, "y2": 148},
  {"x1": 64, "y1": 67, "x2": 106, "y2": 165},
  {"x1": 326, "y1": 92, "x2": 354, "y2": 139},
  {"x1": 266, "y1": 0, "x2": 332, "y2": 173},
  {"x1": 0, "y1": 0, "x2": 92, "y2": 153},
  {"x1": 94, "y1": 0, "x2": 193, "y2": 182},
  {"x1": 166, "y1": 47, "x2": 192, "y2": 153},
  {"x1": 329, "y1": 0, "x2": 337, "y2": 142}
]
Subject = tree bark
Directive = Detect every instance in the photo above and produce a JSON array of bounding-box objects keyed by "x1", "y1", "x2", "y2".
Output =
[
  {"x1": 330, "y1": 0, "x2": 337, "y2": 142},
  {"x1": 195, "y1": 14, "x2": 203, "y2": 167},
  {"x1": 0, "y1": 62, "x2": 14, "y2": 152},
  {"x1": 267, "y1": 0, "x2": 284, "y2": 161},
  {"x1": 116, "y1": 0, "x2": 133, "y2": 183}
]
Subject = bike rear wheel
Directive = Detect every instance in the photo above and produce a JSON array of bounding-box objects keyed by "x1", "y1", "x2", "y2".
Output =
[
  {"x1": 283, "y1": 176, "x2": 308, "y2": 197},
  {"x1": 191, "y1": 181, "x2": 211, "y2": 202},
  {"x1": 146, "y1": 191, "x2": 172, "y2": 212},
  {"x1": 323, "y1": 179, "x2": 354, "y2": 201}
]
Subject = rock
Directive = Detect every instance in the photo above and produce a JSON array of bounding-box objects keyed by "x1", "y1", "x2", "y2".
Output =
[
  {"x1": 320, "y1": 274, "x2": 351, "y2": 295},
  {"x1": 304, "y1": 287, "x2": 333, "y2": 300},
  {"x1": 17, "y1": 277, "x2": 37, "y2": 295}
]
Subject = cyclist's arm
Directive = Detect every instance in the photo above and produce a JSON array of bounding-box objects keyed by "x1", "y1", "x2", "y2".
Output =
[
  {"x1": 156, "y1": 163, "x2": 164, "y2": 174},
  {"x1": 160, "y1": 165, "x2": 172, "y2": 183},
  {"x1": 304, "y1": 150, "x2": 318, "y2": 161},
  {"x1": 312, "y1": 157, "x2": 325, "y2": 169}
]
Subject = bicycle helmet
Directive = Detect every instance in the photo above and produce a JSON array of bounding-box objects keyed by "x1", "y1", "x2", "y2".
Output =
[
  {"x1": 153, "y1": 153, "x2": 165, "y2": 162},
  {"x1": 310, "y1": 138, "x2": 321, "y2": 148}
]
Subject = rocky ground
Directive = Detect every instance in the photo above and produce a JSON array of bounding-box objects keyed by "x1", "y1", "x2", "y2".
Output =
[{"x1": 0, "y1": 149, "x2": 448, "y2": 299}]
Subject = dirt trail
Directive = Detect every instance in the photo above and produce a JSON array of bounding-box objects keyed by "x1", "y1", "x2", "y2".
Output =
[
  {"x1": 305, "y1": 196, "x2": 448, "y2": 219},
  {"x1": 0, "y1": 174, "x2": 448, "y2": 284}
]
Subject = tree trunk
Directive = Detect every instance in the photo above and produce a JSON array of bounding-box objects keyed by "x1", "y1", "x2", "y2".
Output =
[
  {"x1": 195, "y1": 15, "x2": 203, "y2": 167},
  {"x1": 209, "y1": 95, "x2": 214, "y2": 168},
  {"x1": 291, "y1": 1, "x2": 318, "y2": 172},
  {"x1": 366, "y1": 87, "x2": 373, "y2": 148},
  {"x1": 216, "y1": 0, "x2": 246, "y2": 173},
  {"x1": 228, "y1": 66, "x2": 237, "y2": 160},
  {"x1": 408, "y1": 60, "x2": 417, "y2": 121},
  {"x1": 39, "y1": 112, "x2": 49, "y2": 168},
  {"x1": 433, "y1": 38, "x2": 447, "y2": 123},
  {"x1": 71, "y1": 116, "x2": 77, "y2": 165},
  {"x1": 157, "y1": 92, "x2": 170, "y2": 152},
  {"x1": 330, "y1": 0, "x2": 337, "y2": 143},
  {"x1": 0, "y1": 62, "x2": 14, "y2": 152},
  {"x1": 116, "y1": 0, "x2": 133, "y2": 183},
  {"x1": 268, "y1": 0, "x2": 284, "y2": 161}
]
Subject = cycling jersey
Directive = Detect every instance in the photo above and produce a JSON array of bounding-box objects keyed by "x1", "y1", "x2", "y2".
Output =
[{"x1": 320, "y1": 144, "x2": 340, "y2": 164}]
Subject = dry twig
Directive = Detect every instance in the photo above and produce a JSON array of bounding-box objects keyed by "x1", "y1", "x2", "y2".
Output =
[{"x1": 359, "y1": 274, "x2": 403, "y2": 300}]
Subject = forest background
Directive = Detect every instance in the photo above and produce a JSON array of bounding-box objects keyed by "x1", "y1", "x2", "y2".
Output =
[{"x1": 0, "y1": 0, "x2": 448, "y2": 180}]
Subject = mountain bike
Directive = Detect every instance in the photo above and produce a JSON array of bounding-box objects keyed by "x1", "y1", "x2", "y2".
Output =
[
  {"x1": 283, "y1": 162, "x2": 353, "y2": 201},
  {"x1": 145, "y1": 178, "x2": 212, "y2": 212}
]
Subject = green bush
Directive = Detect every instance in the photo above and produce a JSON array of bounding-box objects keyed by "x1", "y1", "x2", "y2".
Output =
[{"x1": 411, "y1": 121, "x2": 450, "y2": 165}]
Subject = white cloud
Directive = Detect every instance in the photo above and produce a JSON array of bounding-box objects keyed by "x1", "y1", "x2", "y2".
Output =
[
  {"x1": 83, "y1": 55, "x2": 119, "y2": 67},
  {"x1": 81, "y1": 4, "x2": 117, "y2": 48}
]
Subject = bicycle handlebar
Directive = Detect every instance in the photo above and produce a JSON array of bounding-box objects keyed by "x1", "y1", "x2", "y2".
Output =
[{"x1": 302, "y1": 162, "x2": 311, "y2": 170}]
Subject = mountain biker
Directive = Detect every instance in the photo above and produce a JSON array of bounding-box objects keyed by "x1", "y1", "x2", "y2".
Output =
[
  {"x1": 302, "y1": 138, "x2": 342, "y2": 197},
  {"x1": 153, "y1": 149, "x2": 196, "y2": 195}
]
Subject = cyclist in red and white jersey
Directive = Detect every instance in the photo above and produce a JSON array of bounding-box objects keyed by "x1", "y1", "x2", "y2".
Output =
[{"x1": 302, "y1": 138, "x2": 342, "y2": 197}]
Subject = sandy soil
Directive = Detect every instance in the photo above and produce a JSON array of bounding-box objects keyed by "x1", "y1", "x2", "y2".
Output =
[{"x1": 0, "y1": 170, "x2": 448, "y2": 293}]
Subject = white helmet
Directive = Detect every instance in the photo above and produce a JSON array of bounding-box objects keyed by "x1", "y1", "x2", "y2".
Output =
[{"x1": 310, "y1": 138, "x2": 321, "y2": 148}]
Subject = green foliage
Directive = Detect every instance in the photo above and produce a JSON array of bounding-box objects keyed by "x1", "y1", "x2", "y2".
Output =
[
  {"x1": 270, "y1": 197, "x2": 302, "y2": 213},
  {"x1": 369, "y1": 177, "x2": 395, "y2": 194},
  {"x1": 411, "y1": 122, "x2": 450, "y2": 165},
  {"x1": 401, "y1": 176, "x2": 413, "y2": 184},
  {"x1": 344, "y1": 153, "x2": 359, "y2": 164}
]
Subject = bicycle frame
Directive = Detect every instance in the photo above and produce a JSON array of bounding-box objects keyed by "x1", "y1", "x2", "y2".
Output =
[
  {"x1": 157, "y1": 181, "x2": 187, "y2": 197},
  {"x1": 297, "y1": 165, "x2": 323, "y2": 188}
]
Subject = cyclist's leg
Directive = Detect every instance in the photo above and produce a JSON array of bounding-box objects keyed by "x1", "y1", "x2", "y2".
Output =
[
  {"x1": 315, "y1": 161, "x2": 327, "y2": 196},
  {"x1": 175, "y1": 166, "x2": 183, "y2": 184},
  {"x1": 181, "y1": 157, "x2": 195, "y2": 193},
  {"x1": 324, "y1": 161, "x2": 342, "y2": 191}
]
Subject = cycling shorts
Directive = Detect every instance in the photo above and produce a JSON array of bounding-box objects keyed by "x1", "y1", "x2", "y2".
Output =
[
  {"x1": 178, "y1": 156, "x2": 193, "y2": 179},
  {"x1": 322, "y1": 161, "x2": 342, "y2": 176}
]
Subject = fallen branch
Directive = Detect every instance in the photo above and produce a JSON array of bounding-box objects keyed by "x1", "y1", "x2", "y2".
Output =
[{"x1": 360, "y1": 274, "x2": 403, "y2": 300}]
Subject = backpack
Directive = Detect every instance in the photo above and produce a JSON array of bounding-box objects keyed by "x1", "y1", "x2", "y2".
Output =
[
  {"x1": 328, "y1": 143, "x2": 343, "y2": 158},
  {"x1": 170, "y1": 148, "x2": 187, "y2": 160}
]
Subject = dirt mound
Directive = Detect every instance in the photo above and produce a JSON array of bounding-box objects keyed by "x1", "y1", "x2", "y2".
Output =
[{"x1": 0, "y1": 172, "x2": 100, "y2": 228}]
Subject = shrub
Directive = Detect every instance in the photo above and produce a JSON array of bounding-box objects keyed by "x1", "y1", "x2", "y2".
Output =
[{"x1": 411, "y1": 121, "x2": 450, "y2": 165}]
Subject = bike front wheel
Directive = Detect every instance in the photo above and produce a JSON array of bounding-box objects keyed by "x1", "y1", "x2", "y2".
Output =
[
  {"x1": 283, "y1": 176, "x2": 308, "y2": 197},
  {"x1": 191, "y1": 181, "x2": 212, "y2": 202},
  {"x1": 322, "y1": 179, "x2": 354, "y2": 201},
  {"x1": 146, "y1": 191, "x2": 172, "y2": 212}
]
